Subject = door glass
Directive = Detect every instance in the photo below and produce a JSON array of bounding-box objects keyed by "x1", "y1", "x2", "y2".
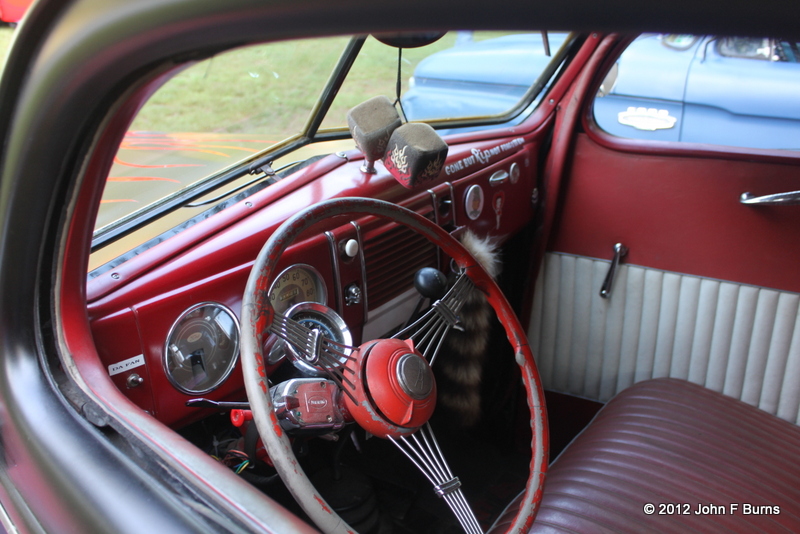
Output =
[
  {"x1": 593, "y1": 34, "x2": 800, "y2": 150},
  {"x1": 319, "y1": 32, "x2": 569, "y2": 129}
]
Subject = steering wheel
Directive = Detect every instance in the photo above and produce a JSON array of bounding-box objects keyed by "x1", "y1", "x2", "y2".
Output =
[{"x1": 241, "y1": 197, "x2": 547, "y2": 534}]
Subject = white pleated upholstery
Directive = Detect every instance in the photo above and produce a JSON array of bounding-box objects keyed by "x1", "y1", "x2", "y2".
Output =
[{"x1": 528, "y1": 252, "x2": 800, "y2": 423}]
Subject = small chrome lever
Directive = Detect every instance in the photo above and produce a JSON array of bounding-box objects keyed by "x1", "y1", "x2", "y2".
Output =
[
  {"x1": 185, "y1": 398, "x2": 250, "y2": 410},
  {"x1": 489, "y1": 170, "x2": 509, "y2": 186},
  {"x1": 740, "y1": 191, "x2": 800, "y2": 206},
  {"x1": 600, "y1": 243, "x2": 628, "y2": 299}
]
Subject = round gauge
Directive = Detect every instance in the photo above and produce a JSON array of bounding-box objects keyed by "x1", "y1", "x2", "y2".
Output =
[
  {"x1": 278, "y1": 302, "x2": 352, "y2": 376},
  {"x1": 268, "y1": 264, "x2": 327, "y2": 315},
  {"x1": 164, "y1": 302, "x2": 240, "y2": 394}
]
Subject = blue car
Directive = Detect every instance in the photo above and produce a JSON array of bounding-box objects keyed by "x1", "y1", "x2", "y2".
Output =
[
  {"x1": 407, "y1": 33, "x2": 800, "y2": 149},
  {"x1": 595, "y1": 34, "x2": 800, "y2": 149},
  {"x1": 403, "y1": 33, "x2": 569, "y2": 123}
]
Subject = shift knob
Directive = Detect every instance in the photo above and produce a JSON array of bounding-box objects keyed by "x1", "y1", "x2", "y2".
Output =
[{"x1": 414, "y1": 267, "x2": 448, "y2": 300}]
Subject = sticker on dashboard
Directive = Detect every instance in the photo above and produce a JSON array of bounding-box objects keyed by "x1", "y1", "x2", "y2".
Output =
[{"x1": 109, "y1": 354, "x2": 145, "y2": 376}]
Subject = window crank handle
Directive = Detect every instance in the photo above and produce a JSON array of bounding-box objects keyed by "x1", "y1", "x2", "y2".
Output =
[{"x1": 600, "y1": 243, "x2": 628, "y2": 299}]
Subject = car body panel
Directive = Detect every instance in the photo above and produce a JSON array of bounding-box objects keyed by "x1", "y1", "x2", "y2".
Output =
[
  {"x1": 404, "y1": 33, "x2": 569, "y2": 121},
  {"x1": 551, "y1": 133, "x2": 800, "y2": 292},
  {"x1": 533, "y1": 55, "x2": 800, "y2": 407}
]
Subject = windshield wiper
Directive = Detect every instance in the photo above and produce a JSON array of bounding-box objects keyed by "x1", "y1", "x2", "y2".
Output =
[{"x1": 184, "y1": 160, "x2": 302, "y2": 208}]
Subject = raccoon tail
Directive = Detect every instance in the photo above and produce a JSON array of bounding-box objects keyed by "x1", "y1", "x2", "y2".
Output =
[{"x1": 436, "y1": 231, "x2": 500, "y2": 427}]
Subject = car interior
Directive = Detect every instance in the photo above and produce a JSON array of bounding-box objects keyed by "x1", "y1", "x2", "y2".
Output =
[{"x1": 4, "y1": 2, "x2": 800, "y2": 533}]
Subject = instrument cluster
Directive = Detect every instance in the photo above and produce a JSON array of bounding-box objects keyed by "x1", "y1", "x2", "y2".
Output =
[{"x1": 162, "y1": 264, "x2": 330, "y2": 395}]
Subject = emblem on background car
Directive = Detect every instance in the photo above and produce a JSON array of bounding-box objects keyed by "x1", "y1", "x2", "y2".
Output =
[{"x1": 617, "y1": 107, "x2": 677, "y2": 131}]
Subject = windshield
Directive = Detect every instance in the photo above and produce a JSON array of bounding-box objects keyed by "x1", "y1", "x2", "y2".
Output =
[{"x1": 90, "y1": 31, "x2": 572, "y2": 272}]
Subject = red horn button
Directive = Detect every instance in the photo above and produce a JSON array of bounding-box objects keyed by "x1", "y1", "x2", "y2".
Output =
[{"x1": 345, "y1": 338, "x2": 436, "y2": 438}]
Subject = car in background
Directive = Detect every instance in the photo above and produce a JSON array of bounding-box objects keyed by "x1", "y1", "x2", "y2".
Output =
[
  {"x1": 403, "y1": 32, "x2": 569, "y2": 123},
  {"x1": 595, "y1": 34, "x2": 800, "y2": 149},
  {"x1": 407, "y1": 33, "x2": 800, "y2": 149}
]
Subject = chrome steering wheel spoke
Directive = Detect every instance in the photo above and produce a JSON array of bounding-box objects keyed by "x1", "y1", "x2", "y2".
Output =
[
  {"x1": 269, "y1": 312, "x2": 358, "y2": 401},
  {"x1": 393, "y1": 271, "x2": 475, "y2": 365},
  {"x1": 389, "y1": 423, "x2": 483, "y2": 534}
]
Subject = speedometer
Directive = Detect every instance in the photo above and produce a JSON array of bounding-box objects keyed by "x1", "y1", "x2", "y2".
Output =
[
  {"x1": 274, "y1": 302, "x2": 352, "y2": 376},
  {"x1": 268, "y1": 264, "x2": 327, "y2": 315}
]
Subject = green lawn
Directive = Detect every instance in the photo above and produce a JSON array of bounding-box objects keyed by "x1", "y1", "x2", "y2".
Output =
[
  {"x1": 0, "y1": 27, "x2": 14, "y2": 67},
  {"x1": 130, "y1": 34, "x2": 460, "y2": 137},
  {"x1": 0, "y1": 25, "x2": 522, "y2": 268},
  {"x1": 0, "y1": 29, "x2": 511, "y2": 139},
  {"x1": 0, "y1": 27, "x2": 457, "y2": 136}
]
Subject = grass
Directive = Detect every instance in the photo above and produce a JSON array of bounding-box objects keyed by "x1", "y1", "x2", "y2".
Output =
[
  {"x1": 130, "y1": 34, "x2": 460, "y2": 137},
  {"x1": 0, "y1": 25, "x2": 524, "y2": 267},
  {"x1": 0, "y1": 26, "x2": 14, "y2": 68},
  {"x1": 0, "y1": 28, "x2": 515, "y2": 140}
]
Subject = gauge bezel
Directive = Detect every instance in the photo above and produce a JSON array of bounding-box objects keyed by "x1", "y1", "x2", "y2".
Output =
[
  {"x1": 282, "y1": 301, "x2": 352, "y2": 376},
  {"x1": 163, "y1": 301, "x2": 241, "y2": 395},
  {"x1": 465, "y1": 184, "x2": 485, "y2": 221},
  {"x1": 268, "y1": 263, "x2": 328, "y2": 315}
]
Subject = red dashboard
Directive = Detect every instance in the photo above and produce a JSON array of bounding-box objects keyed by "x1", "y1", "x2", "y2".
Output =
[{"x1": 87, "y1": 131, "x2": 543, "y2": 428}]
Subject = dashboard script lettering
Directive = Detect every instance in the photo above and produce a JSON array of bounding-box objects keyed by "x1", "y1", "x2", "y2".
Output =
[{"x1": 445, "y1": 138, "x2": 524, "y2": 175}]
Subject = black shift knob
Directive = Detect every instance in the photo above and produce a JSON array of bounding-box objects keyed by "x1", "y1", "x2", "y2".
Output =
[{"x1": 414, "y1": 267, "x2": 448, "y2": 300}]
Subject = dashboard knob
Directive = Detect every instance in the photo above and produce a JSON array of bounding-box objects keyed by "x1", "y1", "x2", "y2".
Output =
[
  {"x1": 414, "y1": 267, "x2": 448, "y2": 300},
  {"x1": 344, "y1": 239, "x2": 359, "y2": 258}
]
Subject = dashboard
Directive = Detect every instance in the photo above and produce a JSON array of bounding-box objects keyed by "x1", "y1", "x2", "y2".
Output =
[{"x1": 87, "y1": 134, "x2": 540, "y2": 429}]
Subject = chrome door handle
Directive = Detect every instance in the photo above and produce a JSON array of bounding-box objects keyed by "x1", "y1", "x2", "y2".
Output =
[
  {"x1": 740, "y1": 191, "x2": 800, "y2": 206},
  {"x1": 600, "y1": 243, "x2": 628, "y2": 299}
]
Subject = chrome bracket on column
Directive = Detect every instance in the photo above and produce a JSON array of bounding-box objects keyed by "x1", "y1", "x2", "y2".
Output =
[{"x1": 600, "y1": 243, "x2": 628, "y2": 299}]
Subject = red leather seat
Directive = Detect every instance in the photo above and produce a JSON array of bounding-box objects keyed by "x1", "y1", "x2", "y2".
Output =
[{"x1": 494, "y1": 378, "x2": 800, "y2": 533}]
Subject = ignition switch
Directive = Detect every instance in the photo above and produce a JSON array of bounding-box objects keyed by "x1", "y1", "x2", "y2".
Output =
[{"x1": 271, "y1": 378, "x2": 348, "y2": 435}]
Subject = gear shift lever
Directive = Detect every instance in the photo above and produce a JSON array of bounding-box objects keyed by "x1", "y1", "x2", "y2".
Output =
[
  {"x1": 403, "y1": 267, "x2": 449, "y2": 329},
  {"x1": 414, "y1": 267, "x2": 448, "y2": 300}
]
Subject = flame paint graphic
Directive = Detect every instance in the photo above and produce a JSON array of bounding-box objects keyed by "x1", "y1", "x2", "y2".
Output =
[
  {"x1": 113, "y1": 156, "x2": 203, "y2": 169},
  {"x1": 420, "y1": 155, "x2": 443, "y2": 181},
  {"x1": 107, "y1": 176, "x2": 181, "y2": 183},
  {"x1": 390, "y1": 145, "x2": 408, "y2": 174}
]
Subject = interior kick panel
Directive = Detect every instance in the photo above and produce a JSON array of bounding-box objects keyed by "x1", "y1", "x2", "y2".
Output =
[
  {"x1": 529, "y1": 252, "x2": 800, "y2": 425},
  {"x1": 551, "y1": 133, "x2": 800, "y2": 294}
]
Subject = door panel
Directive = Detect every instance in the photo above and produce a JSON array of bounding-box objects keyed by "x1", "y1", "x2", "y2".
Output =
[
  {"x1": 551, "y1": 134, "x2": 800, "y2": 293},
  {"x1": 529, "y1": 252, "x2": 800, "y2": 424},
  {"x1": 528, "y1": 129, "x2": 800, "y2": 418}
]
